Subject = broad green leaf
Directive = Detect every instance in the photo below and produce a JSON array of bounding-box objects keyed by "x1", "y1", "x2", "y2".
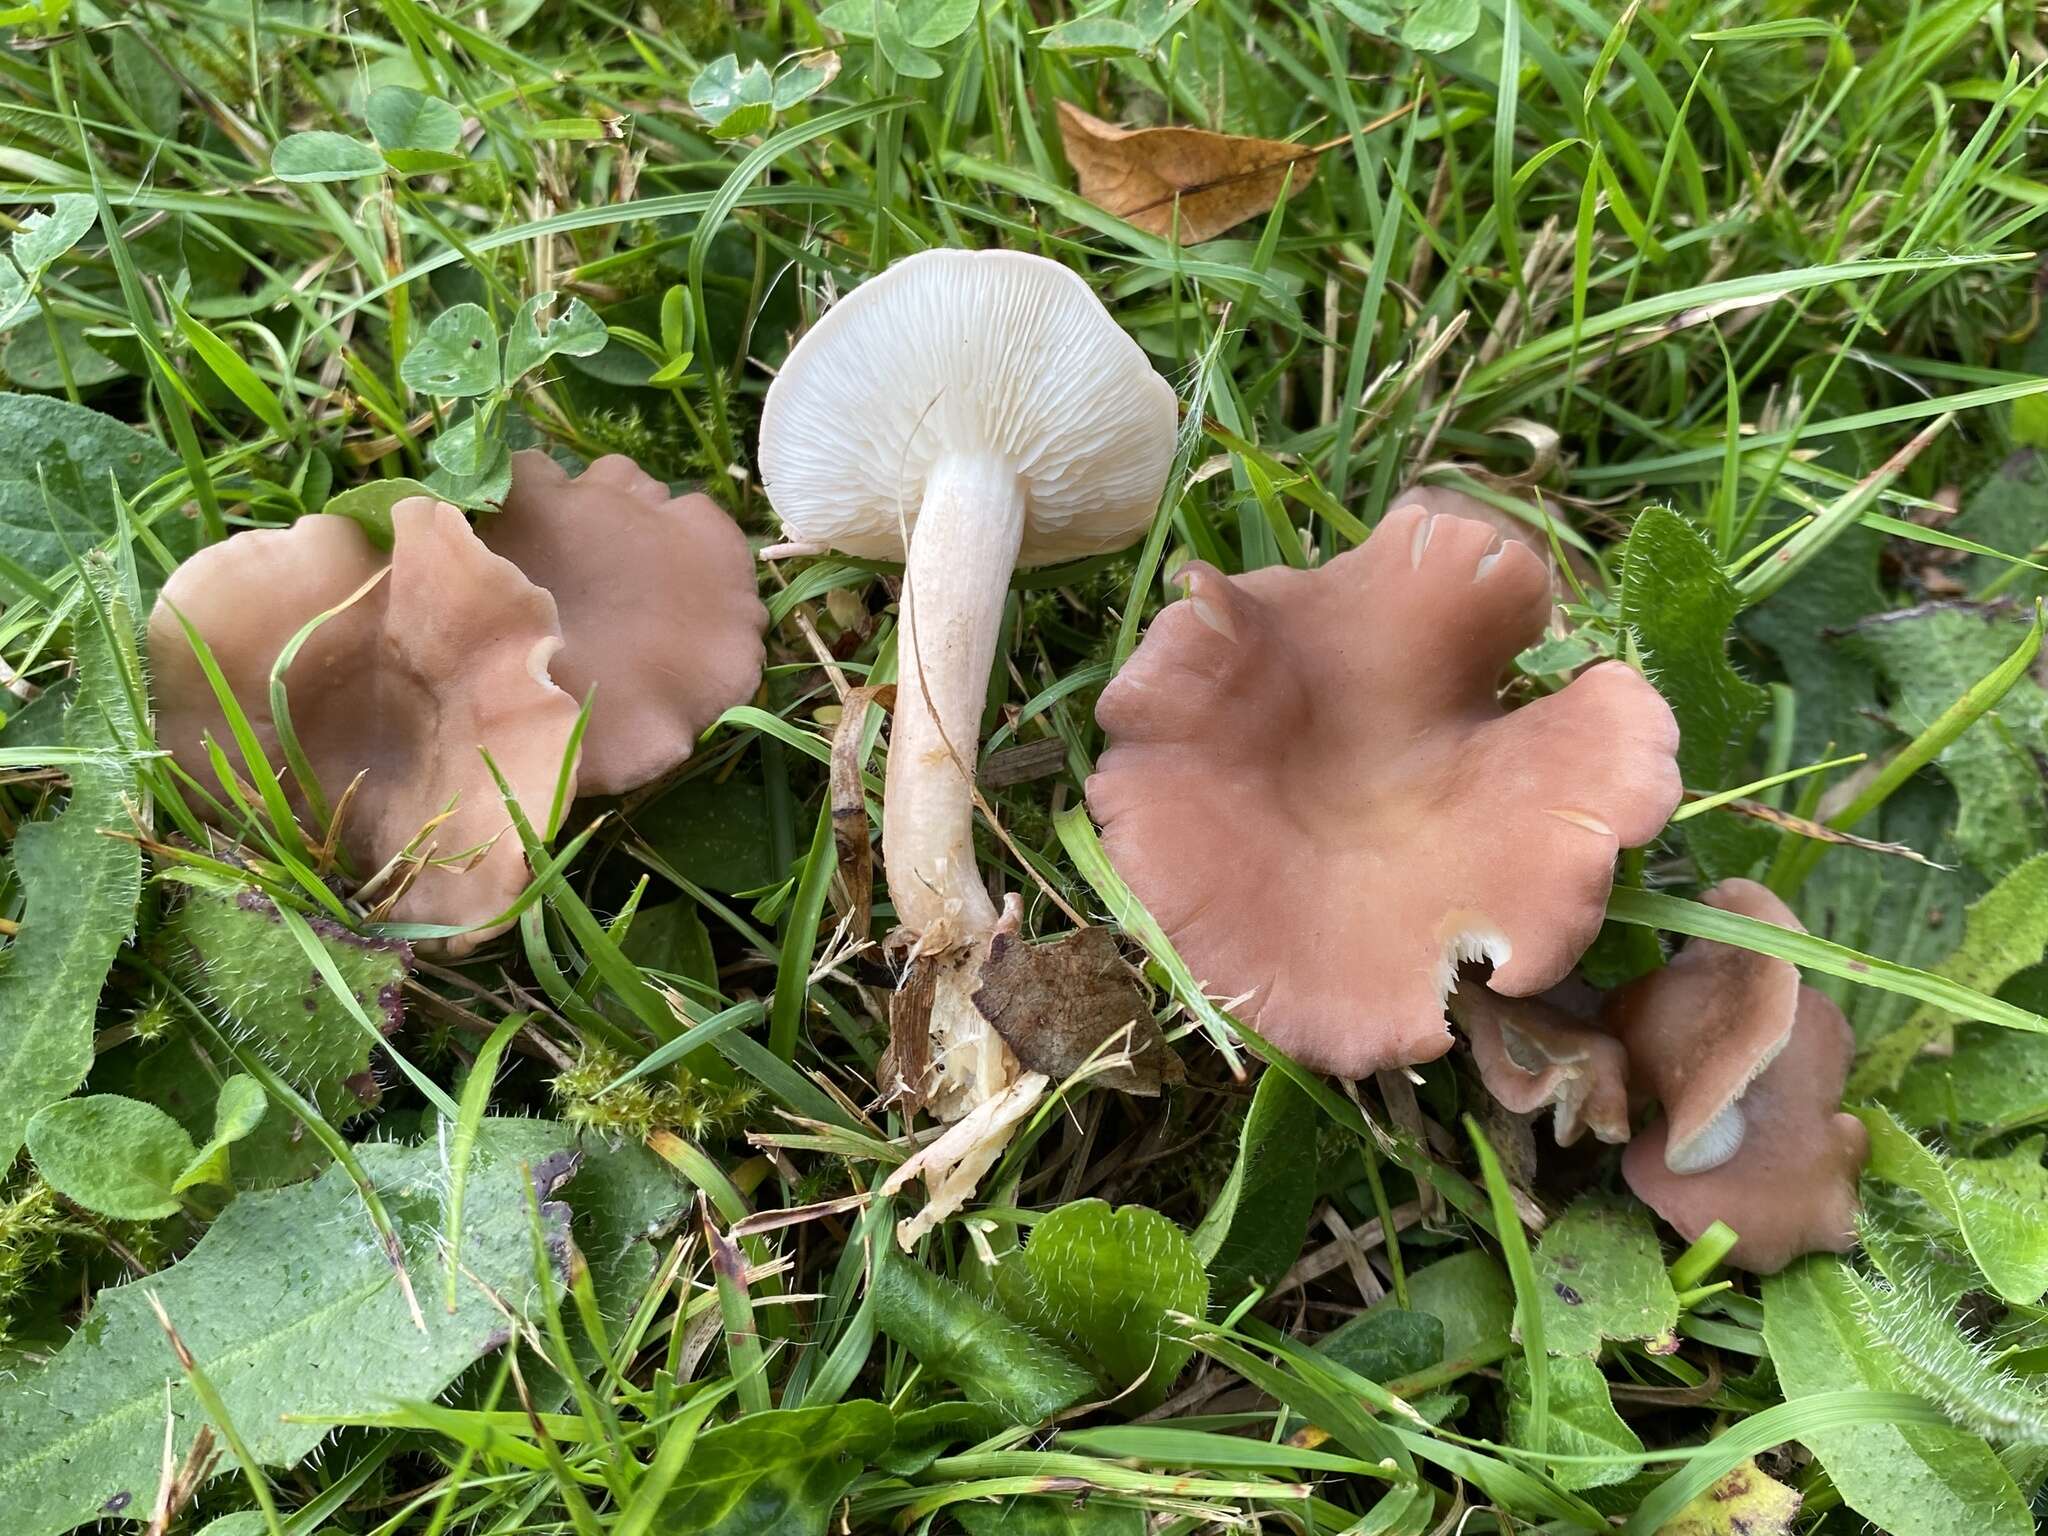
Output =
[
  {"x1": 1851, "y1": 606, "x2": 2048, "y2": 878},
  {"x1": 689, "y1": 55, "x2": 775, "y2": 137},
  {"x1": 0, "y1": 1120, "x2": 580, "y2": 1536},
  {"x1": 875, "y1": 3, "x2": 942, "y2": 74},
  {"x1": 639, "y1": 777, "x2": 779, "y2": 893},
  {"x1": 270, "y1": 130, "x2": 385, "y2": 183},
  {"x1": 1406, "y1": 1249, "x2": 1515, "y2": 1364},
  {"x1": 0, "y1": 257, "x2": 32, "y2": 330},
  {"x1": 774, "y1": 50, "x2": 841, "y2": 109},
  {"x1": 1652, "y1": 1457, "x2": 1800, "y2": 1536},
  {"x1": 0, "y1": 560, "x2": 144, "y2": 1167},
  {"x1": 425, "y1": 419, "x2": 511, "y2": 505},
  {"x1": 1858, "y1": 1106, "x2": 2048, "y2": 1303},
  {"x1": 503, "y1": 291, "x2": 608, "y2": 381},
  {"x1": 401, "y1": 303, "x2": 501, "y2": 397},
  {"x1": 1891, "y1": 1022, "x2": 2048, "y2": 1133},
  {"x1": 814, "y1": 0, "x2": 878, "y2": 36},
  {"x1": 1316, "y1": 1307, "x2": 1444, "y2": 1383},
  {"x1": 1193, "y1": 1064, "x2": 1319, "y2": 1295},
  {"x1": 195, "y1": 1517, "x2": 269, "y2": 1536},
  {"x1": 1762, "y1": 1257, "x2": 2032, "y2": 1536},
  {"x1": 1743, "y1": 526, "x2": 1890, "y2": 760},
  {"x1": 108, "y1": 29, "x2": 179, "y2": 137},
  {"x1": 0, "y1": 395, "x2": 187, "y2": 592},
  {"x1": 1532, "y1": 1199, "x2": 1680, "y2": 1357},
  {"x1": 993, "y1": 1200, "x2": 1207, "y2": 1409},
  {"x1": 1617, "y1": 508, "x2": 1772, "y2": 877},
  {"x1": 428, "y1": 409, "x2": 495, "y2": 474},
  {"x1": 174, "y1": 1074, "x2": 267, "y2": 1192},
  {"x1": 1854, "y1": 854, "x2": 2048, "y2": 1091},
  {"x1": 365, "y1": 85, "x2": 463, "y2": 156},
  {"x1": 900, "y1": 0, "x2": 976, "y2": 46},
  {"x1": 1505, "y1": 1356, "x2": 1643, "y2": 1490},
  {"x1": 657, "y1": 1401, "x2": 894, "y2": 1533},
  {"x1": 321, "y1": 476, "x2": 431, "y2": 548},
  {"x1": 11, "y1": 195, "x2": 96, "y2": 276},
  {"x1": 25, "y1": 1094, "x2": 198, "y2": 1220},
  {"x1": 1401, "y1": 0, "x2": 1481, "y2": 50},
  {"x1": 1951, "y1": 451, "x2": 2048, "y2": 604},
  {"x1": 1040, "y1": 15, "x2": 1151, "y2": 54},
  {"x1": 4, "y1": 316, "x2": 129, "y2": 391},
  {"x1": 165, "y1": 876, "x2": 409, "y2": 1121},
  {"x1": 871, "y1": 1249, "x2": 1093, "y2": 1423}
]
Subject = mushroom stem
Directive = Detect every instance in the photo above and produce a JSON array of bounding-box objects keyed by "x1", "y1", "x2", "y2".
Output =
[{"x1": 886, "y1": 451, "x2": 1026, "y2": 943}]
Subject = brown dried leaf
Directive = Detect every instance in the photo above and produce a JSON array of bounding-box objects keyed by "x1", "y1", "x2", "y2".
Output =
[
  {"x1": 880, "y1": 947, "x2": 937, "y2": 1116},
  {"x1": 831, "y1": 684, "x2": 894, "y2": 941},
  {"x1": 972, "y1": 915, "x2": 1179, "y2": 1095},
  {"x1": 1057, "y1": 101, "x2": 1319, "y2": 244}
]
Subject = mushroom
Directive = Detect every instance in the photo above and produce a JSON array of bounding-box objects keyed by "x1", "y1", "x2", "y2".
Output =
[
  {"x1": 1392, "y1": 481, "x2": 1599, "y2": 601},
  {"x1": 1449, "y1": 984, "x2": 1630, "y2": 1146},
  {"x1": 149, "y1": 498, "x2": 581, "y2": 955},
  {"x1": 1622, "y1": 984, "x2": 1867, "y2": 1273},
  {"x1": 1088, "y1": 503, "x2": 1682, "y2": 1078},
  {"x1": 479, "y1": 450, "x2": 767, "y2": 796},
  {"x1": 1604, "y1": 879, "x2": 1803, "y2": 1173},
  {"x1": 759, "y1": 248, "x2": 1177, "y2": 1113}
]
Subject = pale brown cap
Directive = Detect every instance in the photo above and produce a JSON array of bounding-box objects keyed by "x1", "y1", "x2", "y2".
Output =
[
  {"x1": 481, "y1": 451, "x2": 767, "y2": 796},
  {"x1": 1452, "y1": 985, "x2": 1630, "y2": 1146},
  {"x1": 149, "y1": 499, "x2": 580, "y2": 955},
  {"x1": 1087, "y1": 504, "x2": 1683, "y2": 1078},
  {"x1": 1623, "y1": 985, "x2": 1867, "y2": 1273},
  {"x1": 1391, "y1": 482, "x2": 1599, "y2": 598},
  {"x1": 1606, "y1": 879, "x2": 1802, "y2": 1174}
]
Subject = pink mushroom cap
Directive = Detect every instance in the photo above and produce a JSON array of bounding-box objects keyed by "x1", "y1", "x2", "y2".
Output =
[
  {"x1": 1623, "y1": 984, "x2": 1867, "y2": 1274},
  {"x1": 480, "y1": 451, "x2": 767, "y2": 796},
  {"x1": 1088, "y1": 503, "x2": 1683, "y2": 1078},
  {"x1": 1453, "y1": 985, "x2": 1631, "y2": 1146},
  {"x1": 149, "y1": 499, "x2": 581, "y2": 955}
]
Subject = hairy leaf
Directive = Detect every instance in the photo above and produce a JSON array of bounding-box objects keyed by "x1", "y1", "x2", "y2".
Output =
[
  {"x1": 870, "y1": 1249, "x2": 1092, "y2": 1424},
  {"x1": 1762, "y1": 1257, "x2": 2032, "y2": 1536},
  {"x1": 0, "y1": 1120, "x2": 580, "y2": 1536},
  {"x1": 26, "y1": 1094, "x2": 197, "y2": 1220},
  {"x1": 1531, "y1": 1198, "x2": 1680, "y2": 1357},
  {"x1": 993, "y1": 1200, "x2": 1207, "y2": 1409},
  {"x1": 1852, "y1": 605, "x2": 2048, "y2": 878},
  {"x1": 1858, "y1": 1107, "x2": 2048, "y2": 1303},
  {"x1": 1505, "y1": 1355, "x2": 1644, "y2": 1490},
  {"x1": 164, "y1": 875, "x2": 409, "y2": 1120},
  {"x1": 0, "y1": 395, "x2": 186, "y2": 594},
  {"x1": 657, "y1": 1401, "x2": 893, "y2": 1534},
  {"x1": 1618, "y1": 507, "x2": 1773, "y2": 877},
  {"x1": 0, "y1": 560, "x2": 145, "y2": 1166}
]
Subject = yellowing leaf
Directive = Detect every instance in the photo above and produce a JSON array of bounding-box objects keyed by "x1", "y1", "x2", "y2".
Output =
[
  {"x1": 1655, "y1": 1457, "x2": 1800, "y2": 1536},
  {"x1": 1056, "y1": 101, "x2": 1319, "y2": 244}
]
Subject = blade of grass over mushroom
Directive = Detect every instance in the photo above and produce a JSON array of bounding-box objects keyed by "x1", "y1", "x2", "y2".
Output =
[
  {"x1": 1605, "y1": 888, "x2": 2048, "y2": 1035},
  {"x1": 1053, "y1": 804, "x2": 1240, "y2": 1072},
  {"x1": 265, "y1": 567, "x2": 391, "y2": 840}
]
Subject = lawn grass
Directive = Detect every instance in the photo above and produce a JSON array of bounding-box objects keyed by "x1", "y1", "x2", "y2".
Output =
[{"x1": 4, "y1": 0, "x2": 2048, "y2": 1533}]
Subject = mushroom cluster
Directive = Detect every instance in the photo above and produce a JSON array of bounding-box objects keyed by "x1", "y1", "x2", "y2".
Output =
[
  {"x1": 761, "y1": 247, "x2": 1178, "y2": 1121},
  {"x1": 149, "y1": 453, "x2": 766, "y2": 955}
]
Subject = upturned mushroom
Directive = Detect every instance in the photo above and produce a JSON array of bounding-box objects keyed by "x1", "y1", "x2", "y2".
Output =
[
  {"x1": 480, "y1": 451, "x2": 767, "y2": 796},
  {"x1": 1088, "y1": 502, "x2": 1682, "y2": 1078},
  {"x1": 1604, "y1": 879, "x2": 1803, "y2": 1173},
  {"x1": 149, "y1": 498, "x2": 581, "y2": 955},
  {"x1": 1622, "y1": 984, "x2": 1867, "y2": 1273},
  {"x1": 1449, "y1": 984, "x2": 1630, "y2": 1147},
  {"x1": 759, "y1": 248, "x2": 1178, "y2": 1114}
]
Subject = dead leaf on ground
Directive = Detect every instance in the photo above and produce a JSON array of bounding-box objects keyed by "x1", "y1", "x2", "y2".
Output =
[
  {"x1": 1654, "y1": 1457, "x2": 1800, "y2": 1536},
  {"x1": 1057, "y1": 101, "x2": 1320, "y2": 244},
  {"x1": 830, "y1": 683, "x2": 893, "y2": 940},
  {"x1": 971, "y1": 909, "x2": 1180, "y2": 1094}
]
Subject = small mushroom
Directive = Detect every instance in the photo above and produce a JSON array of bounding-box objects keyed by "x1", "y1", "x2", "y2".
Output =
[
  {"x1": 479, "y1": 451, "x2": 767, "y2": 796},
  {"x1": 761, "y1": 248, "x2": 1176, "y2": 1120},
  {"x1": 1604, "y1": 879, "x2": 1803, "y2": 1173},
  {"x1": 149, "y1": 498, "x2": 581, "y2": 955},
  {"x1": 1088, "y1": 503, "x2": 1682, "y2": 1078},
  {"x1": 1450, "y1": 984, "x2": 1630, "y2": 1146},
  {"x1": 1622, "y1": 984, "x2": 1867, "y2": 1273}
]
